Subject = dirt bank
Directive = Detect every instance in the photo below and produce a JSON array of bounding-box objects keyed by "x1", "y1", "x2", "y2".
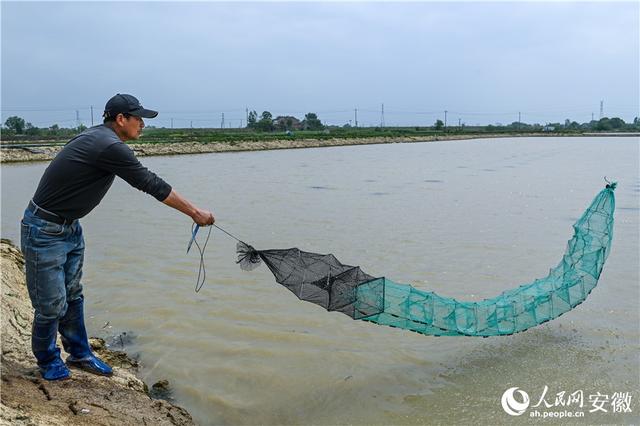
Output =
[
  {"x1": 3, "y1": 132, "x2": 639, "y2": 164},
  {"x1": 0, "y1": 239, "x2": 194, "y2": 425},
  {"x1": 0, "y1": 133, "x2": 546, "y2": 163}
]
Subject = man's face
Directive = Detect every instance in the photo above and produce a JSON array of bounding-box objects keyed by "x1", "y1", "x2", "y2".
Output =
[
  {"x1": 122, "y1": 114, "x2": 145, "y2": 140},
  {"x1": 113, "y1": 113, "x2": 145, "y2": 141}
]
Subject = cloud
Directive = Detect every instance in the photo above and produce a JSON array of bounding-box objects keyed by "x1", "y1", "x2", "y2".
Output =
[{"x1": 2, "y1": 1, "x2": 638, "y2": 127}]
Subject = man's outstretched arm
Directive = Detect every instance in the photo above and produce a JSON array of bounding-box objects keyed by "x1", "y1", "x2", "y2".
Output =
[{"x1": 162, "y1": 189, "x2": 215, "y2": 226}]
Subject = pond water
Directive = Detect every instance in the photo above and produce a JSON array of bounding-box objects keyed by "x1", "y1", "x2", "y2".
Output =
[{"x1": 2, "y1": 136, "x2": 638, "y2": 424}]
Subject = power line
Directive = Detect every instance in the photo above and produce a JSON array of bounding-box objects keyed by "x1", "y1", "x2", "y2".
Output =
[
  {"x1": 4, "y1": 103, "x2": 637, "y2": 129},
  {"x1": 1, "y1": 106, "x2": 92, "y2": 112}
]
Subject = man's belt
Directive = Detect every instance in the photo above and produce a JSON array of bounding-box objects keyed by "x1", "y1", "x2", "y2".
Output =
[{"x1": 28, "y1": 200, "x2": 74, "y2": 225}]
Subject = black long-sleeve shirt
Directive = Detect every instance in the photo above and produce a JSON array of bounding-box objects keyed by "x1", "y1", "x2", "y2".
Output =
[{"x1": 32, "y1": 124, "x2": 172, "y2": 219}]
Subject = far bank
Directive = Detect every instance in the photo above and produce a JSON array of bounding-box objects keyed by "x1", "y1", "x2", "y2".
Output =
[{"x1": 2, "y1": 132, "x2": 638, "y2": 163}]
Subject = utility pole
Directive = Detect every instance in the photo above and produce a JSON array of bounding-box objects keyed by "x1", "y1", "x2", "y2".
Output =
[
  {"x1": 380, "y1": 103, "x2": 385, "y2": 128},
  {"x1": 75, "y1": 110, "x2": 80, "y2": 128},
  {"x1": 90, "y1": 106, "x2": 94, "y2": 126},
  {"x1": 354, "y1": 108, "x2": 358, "y2": 128},
  {"x1": 240, "y1": 119, "x2": 243, "y2": 128},
  {"x1": 246, "y1": 108, "x2": 249, "y2": 126},
  {"x1": 599, "y1": 100, "x2": 604, "y2": 119},
  {"x1": 190, "y1": 120, "x2": 193, "y2": 129},
  {"x1": 458, "y1": 118, "x2": 461, "y2": 128},
  {"x1": 444, "y1": 110, "x2": 447, "y2": 130},
  {"x1": 518, "y1": 111, "x2": 521, "y2": 130},
  {"x1": 171, "y1": 118, "x2": 174, "y2": 129},
  {"x1": 591, "y1": 112, "x2": 594, "y2": 122},
  {"x1": 221, "y1": 113, "x2": 225, "y2": 129}
]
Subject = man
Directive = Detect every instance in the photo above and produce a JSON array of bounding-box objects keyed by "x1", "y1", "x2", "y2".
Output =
[{"x1": 20, "y1": 94, "x2": 214, "y2": 381}]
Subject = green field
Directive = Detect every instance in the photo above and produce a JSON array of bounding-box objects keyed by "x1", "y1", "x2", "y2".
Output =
[{"x1": 1, "y1": 125, "x2": 611, "y2": 147}]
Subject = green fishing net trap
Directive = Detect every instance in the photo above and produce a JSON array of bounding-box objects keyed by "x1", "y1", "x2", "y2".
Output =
[{"x1": 236, "y1": 184, "x2": 616, "y2": 337}]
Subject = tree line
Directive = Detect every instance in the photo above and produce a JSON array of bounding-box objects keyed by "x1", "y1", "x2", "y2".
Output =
[
  {"x1": 246, "y1": 111, "x2": 324, "y2": 132},
  {"x1": 3, "y1": 116, "x2": 87, "y2": 138},
  {"x1": 2, "y1": 113, "x2": 639, "y2": 138}
]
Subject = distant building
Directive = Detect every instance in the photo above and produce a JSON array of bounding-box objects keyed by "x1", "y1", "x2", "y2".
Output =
[{"x1": 273, "y1": 116, "x2": 302, "y2": 131}]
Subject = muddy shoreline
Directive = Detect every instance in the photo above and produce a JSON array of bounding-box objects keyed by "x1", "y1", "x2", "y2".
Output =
[
  {"x1": 0, "y1": 239, "x2": 194, "y2": 425},
  {"x1": 4, "y1": 132, "x2": 634, "y2": 163}
]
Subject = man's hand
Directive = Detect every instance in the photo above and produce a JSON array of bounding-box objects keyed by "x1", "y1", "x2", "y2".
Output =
[
  {"x1": 192, "y1": 208, "x2": 215, "y2": 226},
  {"x1": 162, "y1": 189, "x2": 215, "y2": 226}
]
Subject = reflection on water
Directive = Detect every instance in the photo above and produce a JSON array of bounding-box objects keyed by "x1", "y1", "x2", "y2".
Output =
[{"x1": 1, "y1": 137, "x2": 638, "y2": 424}]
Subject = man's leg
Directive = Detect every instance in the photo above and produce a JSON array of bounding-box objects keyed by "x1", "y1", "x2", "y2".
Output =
[
  {"x1": 58, "y1": 222, "x2": 112, "y2": 376},
  {"x1": 21, "y1": 214, "x2": 71, "y2": 381}
]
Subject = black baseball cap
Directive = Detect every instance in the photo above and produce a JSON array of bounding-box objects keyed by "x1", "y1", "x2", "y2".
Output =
[{"x1": 103, "y1": 94, "x2": 158, "y2": 119}]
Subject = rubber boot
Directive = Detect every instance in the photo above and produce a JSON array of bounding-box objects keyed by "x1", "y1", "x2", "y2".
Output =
[
  {"x1": 32, "y1": 319, "x2": 71, "y2": 381},
  {"x1": 58, "y1": 297, "x2": 112, "y2": 376}
]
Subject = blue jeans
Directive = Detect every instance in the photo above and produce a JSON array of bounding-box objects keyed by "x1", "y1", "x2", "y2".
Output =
[{"x1": 20, "y1": 208, "x2": 84, "y2": 323}]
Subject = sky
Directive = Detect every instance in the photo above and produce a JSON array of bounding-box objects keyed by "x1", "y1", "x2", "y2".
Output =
[{"x1": 1, "y1": 1, "x2": 639, "y2": 128}]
